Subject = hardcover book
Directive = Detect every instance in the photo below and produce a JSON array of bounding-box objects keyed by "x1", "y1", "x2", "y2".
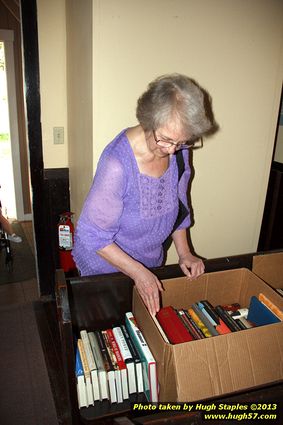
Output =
[
  {"x1": 77, "y1": 338, "x2": 94, "y2": 406},
  {"x1": 75, "y1": 347, "x2": 87, "y2": 409},
  {"x1": 101, "y1": 330, "x2": 123, "y2": 403},
  {"x1": 192, "y1": 303, "x2": 219, "y2": 336},
  {"x1": 177, "y1": 309, "x2": 203, "y2": 340},
  {"x1": 258, "y1": 293, "x2": 283, "y2": 320},
  {"x1": 247, "y1": 296, "x2": 281, "y2": 326},
  {"x1": 187, "y1": 307, "x2": 212, "y2": 338},
  {"x1": 80, "y1": 330, "x2": 100, "y2": 401},
  {"x1": 106, "y1": 328, "x2": 129, "y2": 400},
  {"x1": 121, "y1": 324, "x2": 144, "y2": 393},
  {"x1": 88, "y1": 332, "x2": 109, "y2": 400},
  {"x1": 199, "y1": 300, "x2": 231, "y2": 335},
  {"x1": 214, "y1": 305, "x2": 243, "y2": 332},
  {"x1": 95, "y1": 330, "x2": 117, "y2": 404},
  {"x1": 113, "y1": 326, "x2": 137, "y2": 394},
  {"x1": 156, "y1": 306, "x2": 194, "y2": 344},
  {"x1": 125, "y1": 312, "x2": 158, "y2": 402}
]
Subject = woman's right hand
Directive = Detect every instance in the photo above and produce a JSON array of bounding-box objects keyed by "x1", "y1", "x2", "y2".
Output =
[{"x1": 132, "y1": 266, "x2": 163, "y2": 316}]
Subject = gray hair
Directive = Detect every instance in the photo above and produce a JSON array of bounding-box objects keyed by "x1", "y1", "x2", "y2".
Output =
[{"x1": 136, "y1": 73, "x2": 214, "y2": 139}]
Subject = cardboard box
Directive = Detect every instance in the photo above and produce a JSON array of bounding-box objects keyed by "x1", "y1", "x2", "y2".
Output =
[
  {"x1": 252, "y1": 252, "x2": 283, "y2": 290},
  {"x1": 133, "y1": 268, "x2": 283, "y2": 402}
]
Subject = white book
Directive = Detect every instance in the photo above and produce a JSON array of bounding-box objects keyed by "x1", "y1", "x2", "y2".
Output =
[
  {"x1": 113, "y1": 326, "x2": 137, "y2": 394},
  {"x1": 88, "y1": 332, "x2": 109, "y2": 400},
  {"x1": 125, "y1": 312, "x2": 158, "y2": 402},
  {"x1": 75, "y1": 347, "x2": 87, "y2": 408},
  {"x1": 77, "y1": 339, "x2": 94, "y2": 406},
  {"x1": 80, "y1": 330, "x2": 100, "y2": 401}
]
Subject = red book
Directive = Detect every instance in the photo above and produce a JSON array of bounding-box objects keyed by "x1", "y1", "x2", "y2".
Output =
[
  {"x1": 156, "y1": 306, "x2": 194, "y2": 344},
  {"x1": 105, "y1": 328, "x2": 129, "y2": 400}
]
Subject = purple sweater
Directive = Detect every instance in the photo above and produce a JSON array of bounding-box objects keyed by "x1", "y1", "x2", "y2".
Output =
[{"x1": 72, "y1": 129, "x2": 191, "y2": 275}]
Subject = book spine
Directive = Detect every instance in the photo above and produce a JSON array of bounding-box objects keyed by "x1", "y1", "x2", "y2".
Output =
[
  {"x1": 102, "y1": 330, "x2": 123, "y2": 403},
  {"x1": 177, "y1": 309, "x2": 200, "y2": 340},
  {"x1": 95, "y1": 330, "x2": 117, "y2": 403},
  {"x1": 106, "y1": 328, "x2": 129, "y2": 400},
  {"x1": 80, "y1": 330, "x2": 97, "y2": 371},
  {"x1": 258, "y1": 293, "x2": 283, "y2": 320},
  {"x1": 77, "y1": 338, "x2": 94, "y2": 406},
  {"x1": 121, "y1": 324, "x2": 144, "y2": 393},
  {"x1": 183, "y1": 310, "x2": 206, "y2": 338},
  {"x1": 215, "y1": 305, "x2": 242, "y2": 331},
  {"x1": 112, "y1": 326, "x2": 133, "y2": 361},
  {"x1": 156, "y1": 306, "x2": 194, "y2": 344},
  {"x1": 192, "y1": 304, "x2": 219, "y2": 336},
  {"x1": 75, "y1": 347, "x2": 87, "y2": 409},
  {"x1": 88, "y1": 332, "x2": 109, "y2": 400},
  {"x1": 125, "y1": 312, "x2": 156, "y2": 361},
  {"x1": 188, "y1": 308, "x2": 212, "y2": 338}
]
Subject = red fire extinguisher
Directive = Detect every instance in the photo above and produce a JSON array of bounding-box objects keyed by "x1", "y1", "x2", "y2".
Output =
[{"x1": 58, "y1": 212, "x2": 76, "y2": 273}]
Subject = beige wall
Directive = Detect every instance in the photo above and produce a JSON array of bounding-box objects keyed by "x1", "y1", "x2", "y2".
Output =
[
  {"x1": 37, "y1": 0, "x2": 68, "y2": 168},
  {"x1": 37, "y1": 0, "x2": 283, "y2": 262},
  {"x1": 66, "y1": 0, "x2": 93, "y2": 214},
  {"x1": 91, "y1": 0, "x2": 283, "y2": 262}
]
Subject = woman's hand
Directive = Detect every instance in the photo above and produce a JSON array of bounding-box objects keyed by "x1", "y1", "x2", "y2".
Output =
[
  {"x1": 132, "y1": 266, "x2": 163, "y2": 316},
  {"x1": 179, "y1": 252, "x2": 205, "y2": 280}
]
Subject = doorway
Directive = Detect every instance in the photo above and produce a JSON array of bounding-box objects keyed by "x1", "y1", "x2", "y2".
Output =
[{"x1": 0, "y1": 30, "x2": 31, "y2": 221}]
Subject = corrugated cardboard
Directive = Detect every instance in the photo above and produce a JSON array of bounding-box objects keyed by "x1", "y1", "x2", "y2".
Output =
[
  {"x1": 252, "y1": 252, "x2": 283, "y2": 290},
  {"x1": 133, "y1": 268, "x2": 283, "y2": 402}
]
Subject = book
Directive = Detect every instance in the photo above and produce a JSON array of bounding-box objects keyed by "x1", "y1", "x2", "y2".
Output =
[
  {"x1": 77, "y1": 338, "x2": 94, "y2": 406},
  {"x1": 80, "y1": 330, "x2": 100, "y2": 401},
  {"x1": 214, "y1": 305, "x2": 243, "y2": 332},
  {"x1": 199, "y1": 300, "x2": 232, "y2": 335},
  {"x1": 236, "y1": 316, "x2": 254, "y2": 329},
  {"x1": 75, "y1": 346, "x2": 87, "y2": 409},
  {"x1": 106, "y1": 328, "x2": 129, "y2": 400},
  {"x1": 187, "y1": 307, "x2": 213, "y2": 338},
  {"x1": 121, "y1": 324, "x2": 144, "y2": 393},
  {"x1": 258, "y1": 293, "x2": 283, "y2": 320},
  {"x1": 177, "y1": 309, "x2": 203, "y2": 340},
  {"x1": 88, "y1": 332, "x2": 109, "y2": 400},
  {"x1": 150, "y1": 314, "x2": 170, "y2": 343},
  {"x1": 156, "y1": 306, "x2": 194, "y2": 344},
  {"x1": 125, "y1": 312, "x2": 158, "y2": 402},
  {"x1": 247, "y1": 296, "x2": 281, "y2": 326},
  {"x1": 113, "y1": 326, "x2": 137, "y2": 394},
  {"x1": 192, "y1": 303, "x2": 219, "y2": 336},
  {"x1": 95, "y1": 330, "x2": 117, "y2": 403},
  {"x1": 102, "y1": 330, "x2": 123, "y2": 403}
]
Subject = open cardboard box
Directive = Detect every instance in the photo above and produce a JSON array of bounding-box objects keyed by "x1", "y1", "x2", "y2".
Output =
[
  {"x1": 252, "y1": 252, "x2": 283, "y2": 291},
  {"x1": 133, "y1": 268, "x2": 283, "y2": 402}
]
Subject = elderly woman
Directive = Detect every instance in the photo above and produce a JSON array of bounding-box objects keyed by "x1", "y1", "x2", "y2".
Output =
[{"x1": 73, "y1": 73, "x2": 214, "y2": 315}]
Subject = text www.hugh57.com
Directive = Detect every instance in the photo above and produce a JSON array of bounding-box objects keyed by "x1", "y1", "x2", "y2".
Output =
[{"x1": 203, "y1": 412, "x2": 277, "y2": 421}]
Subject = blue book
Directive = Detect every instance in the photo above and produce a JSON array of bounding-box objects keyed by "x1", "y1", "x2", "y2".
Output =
[
  {"x1": 247, "y1": 296, "x2": 281, "y2": 326},
  {"x1": 75, "y1": 347, "x2": 87, "y2": 408}
]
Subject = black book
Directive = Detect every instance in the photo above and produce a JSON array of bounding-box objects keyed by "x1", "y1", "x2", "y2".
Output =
[
  {"x1": 120, "y1": 324, "x2": 143, "y2": 393},
  {"x1": 214, "y1": 305, "x2": 242, "y2": 332}
]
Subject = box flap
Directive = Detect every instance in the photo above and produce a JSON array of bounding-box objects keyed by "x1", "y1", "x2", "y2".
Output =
[{"x1": 253, "y1": 253, "x2": 283, "y2": 289}]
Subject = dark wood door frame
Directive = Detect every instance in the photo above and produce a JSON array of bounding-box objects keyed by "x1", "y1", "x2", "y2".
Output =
[{"x1": 21, "y1": 0, "x2": 54, "y2": 296}]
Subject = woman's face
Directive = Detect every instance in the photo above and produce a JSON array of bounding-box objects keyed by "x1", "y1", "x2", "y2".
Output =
[{"x1": 148, "y1": 120, "x2": 189, "y2": 157}]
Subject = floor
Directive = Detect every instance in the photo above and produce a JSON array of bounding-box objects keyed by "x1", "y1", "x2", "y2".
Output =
[
  {"x1": 0, "y1": 221, "x2": 65, "y2": 425},
  {"x1": 0, "y1": 220, "x2": 39, "y2": 307}
]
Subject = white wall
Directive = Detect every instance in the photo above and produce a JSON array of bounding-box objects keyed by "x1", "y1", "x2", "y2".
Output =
[{"x1": 92, "y1": 0, "x2": 283, "y2": 262}]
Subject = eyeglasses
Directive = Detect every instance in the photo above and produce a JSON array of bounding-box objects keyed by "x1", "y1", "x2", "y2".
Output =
[{"x1": 153, "y1": 130, "x2": 203, "y2": 150}]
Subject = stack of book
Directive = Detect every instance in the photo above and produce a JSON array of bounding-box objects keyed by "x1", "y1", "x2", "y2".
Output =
[
  {"x1": 75, "y1": 312, "x2": 158, "y2": 408},
  {"x1": 156, "y1": 293, "x2": 283, "y2": 345}
]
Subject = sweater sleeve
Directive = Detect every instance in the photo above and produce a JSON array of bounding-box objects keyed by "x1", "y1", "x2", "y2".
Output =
[
  {"x1": 175, "y1": 149, "x2": 191, "y2": 230},
  {"x1": 75, "y1": 152, "x2": 126, "y2": 252}
]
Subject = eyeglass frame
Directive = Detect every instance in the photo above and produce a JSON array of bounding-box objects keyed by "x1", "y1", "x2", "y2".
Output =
[{"x1": 152, "y1": 130, "x2": 203, "y2": 150}]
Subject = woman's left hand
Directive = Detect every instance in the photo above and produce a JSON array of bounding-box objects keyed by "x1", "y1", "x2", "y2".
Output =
[{"x1": 179, "y1": 252, "x2": 205, "y2": 280}]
